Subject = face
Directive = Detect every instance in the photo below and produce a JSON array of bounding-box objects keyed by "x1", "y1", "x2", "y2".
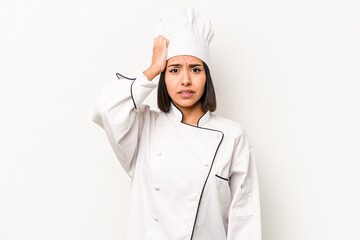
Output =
[{"x1": 165, "y1": 55, "x2": 206, "y2": 111}]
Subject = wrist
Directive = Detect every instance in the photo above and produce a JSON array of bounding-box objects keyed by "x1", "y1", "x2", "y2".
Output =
[
  {"x1": 143, "y1": 65, "x2": 163, "y2": 81},
  {"x1": 149, "y1": 64, "x2": 163, "y2": 75}
]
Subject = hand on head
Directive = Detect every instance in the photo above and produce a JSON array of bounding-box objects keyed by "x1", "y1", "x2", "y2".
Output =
[
  {"x1": 143, "y1": 35, "x2": 169, "y2": 81},
  {"x1": 151, "y1": 35, "x2": 169, "y2": 73}
]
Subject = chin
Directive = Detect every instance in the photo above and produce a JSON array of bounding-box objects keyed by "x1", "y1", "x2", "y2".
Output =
[{"x1": 174, "y1": 99, "x2": 199, "y2": 108}]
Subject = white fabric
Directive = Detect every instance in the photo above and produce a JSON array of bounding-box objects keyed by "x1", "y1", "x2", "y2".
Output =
[
  {"x1": 153, "y1": 7, "x2": 214, "y2": 67},
  {"x1": 92, "y1": 72, "x2": 262, "y2": 240}
]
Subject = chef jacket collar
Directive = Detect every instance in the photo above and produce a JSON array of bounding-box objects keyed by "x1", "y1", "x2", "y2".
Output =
[{"x1": 167, "y1": 101, "x2": 210, "y2": 127}]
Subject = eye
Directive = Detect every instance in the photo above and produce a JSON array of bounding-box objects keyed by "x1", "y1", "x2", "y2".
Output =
[
  {"x1": 169, "y1": 69, "x2": 179, "y2": 73},
  {"x1": 192, "y1": 68, "x2": 201, "y2": 72}
]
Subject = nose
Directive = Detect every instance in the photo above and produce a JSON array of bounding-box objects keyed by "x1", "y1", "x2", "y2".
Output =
[{"x1": 181, "y1": 70, "x2": 191, "y2": 86}]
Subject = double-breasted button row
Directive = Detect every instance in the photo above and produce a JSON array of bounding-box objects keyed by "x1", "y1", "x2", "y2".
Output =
[
  {"x1": 248, "y1": 191, "x2": 252, "y2": 201},
  {"x1": 152, "y1": 184, "x2": 160, "y2": 222}
]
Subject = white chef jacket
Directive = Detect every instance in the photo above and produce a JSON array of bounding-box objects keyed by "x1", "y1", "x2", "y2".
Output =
[{"x1": 92, "y1": 70, "x2": 262, "y2": 240}]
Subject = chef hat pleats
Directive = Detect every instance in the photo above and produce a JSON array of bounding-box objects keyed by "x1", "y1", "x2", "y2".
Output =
[{"x1": 153, "y1": 7, "x2": 214, "y2": 66}]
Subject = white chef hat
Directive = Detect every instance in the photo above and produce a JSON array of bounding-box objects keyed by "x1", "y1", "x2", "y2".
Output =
[{"x1": 153, "y1": 7, "x2": 214, "y2": 67}]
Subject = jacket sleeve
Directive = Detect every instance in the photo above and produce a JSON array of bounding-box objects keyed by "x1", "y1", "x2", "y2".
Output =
[
  {"x1": 92, "y1": 70, "x2": 158, "y2": 178},
  {"x1": 227, "y1": 129, "x2": 262, "y2": 240}
]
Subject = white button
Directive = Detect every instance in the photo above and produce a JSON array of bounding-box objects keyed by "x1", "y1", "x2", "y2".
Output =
[
  {"x1": 212, "y1": 132, "x2": 220, "y2": 138},
  {"x1": 154, "y1": 185, "x2": 160, "y2": 191},
  {"x1": 153, "y1": 215, "x2": 158, "y2": 221},
  {"x1": 156, "y1": 152, "x2": 162, "y2": 156},
  {"x1": 159, "y1": 122, "x2": 164, "y2": 126},
  {"x1": 204, "y1": 162, "x2": 209, "y2": 167},
  {"x1": 189, "y1": 193, "x2": 198, "y2": 201}
]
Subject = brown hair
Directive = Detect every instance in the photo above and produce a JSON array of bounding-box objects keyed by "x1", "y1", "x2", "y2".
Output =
[{"x1": 157, "y1": 60, "x2": 217, "y2": 112}]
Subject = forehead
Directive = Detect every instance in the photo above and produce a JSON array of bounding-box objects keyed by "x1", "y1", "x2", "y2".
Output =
[{"x1": 167, "y1": 55, "x2": 202, "y2": 65}]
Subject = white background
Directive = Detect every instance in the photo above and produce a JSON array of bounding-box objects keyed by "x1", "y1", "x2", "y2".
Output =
[{"x1": 1, "y1": 0, "x2": 359, "y2": 239}]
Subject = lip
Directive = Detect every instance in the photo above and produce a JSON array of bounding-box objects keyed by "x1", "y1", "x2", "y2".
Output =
[
  {"x1": 178, "y1": 89, "x2": 194, "y2": 98},
  {"x1": 178, "y1": 89, "x2": 194, "y2": 94},
  {"x1": 179, "y1": 92, "x2": 194, "y2": 98}
]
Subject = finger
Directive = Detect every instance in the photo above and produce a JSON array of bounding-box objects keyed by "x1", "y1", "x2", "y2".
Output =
[{"x1": 162, "y1": 38, "x2": 168, "y2": 45}]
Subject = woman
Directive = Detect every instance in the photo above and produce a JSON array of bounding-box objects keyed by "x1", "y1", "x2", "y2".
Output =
[
  {"x1": 145, "y1": 37, "x2": 212, "y2": 127},
  {"x1": 92, "y1": 8, "x2": 261, "y2": 240}
]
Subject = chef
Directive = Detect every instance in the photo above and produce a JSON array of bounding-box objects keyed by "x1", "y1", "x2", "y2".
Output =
[{"x1": 92, "y1": 7, "x2": 262, "y2": 240}]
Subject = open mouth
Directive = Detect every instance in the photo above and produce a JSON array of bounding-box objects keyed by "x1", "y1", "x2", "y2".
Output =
[{"x1": 178, "y1": 91, "x2": 194, "y2": 98}]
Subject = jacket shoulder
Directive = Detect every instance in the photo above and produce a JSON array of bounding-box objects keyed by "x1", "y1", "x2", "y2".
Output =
[{"x1": 210, "y1": 113, "x2": 246, "y2": 139}]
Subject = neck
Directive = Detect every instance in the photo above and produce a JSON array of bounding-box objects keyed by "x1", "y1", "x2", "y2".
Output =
[{"x1": 173, "y1": 101, "x2": 206, "y2": 126}]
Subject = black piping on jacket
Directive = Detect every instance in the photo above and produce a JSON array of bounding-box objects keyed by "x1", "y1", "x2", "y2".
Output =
[
  {"x1": 215, "y1": 174, "x2": 229, "y2": 181},
  {"x1": 116, "y1": 73, "x2": 225, "y2": 240},
  {"x1": 116, "y1": 73, "x2": 137, "y2": 109}
]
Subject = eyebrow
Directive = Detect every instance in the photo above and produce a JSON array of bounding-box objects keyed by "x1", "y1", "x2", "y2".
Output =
[{"x1": 167, "y1": 63, "x2": 203, "y2": 68}]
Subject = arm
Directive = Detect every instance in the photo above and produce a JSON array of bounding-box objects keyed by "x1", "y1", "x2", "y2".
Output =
[
  {"x1": 227, "y1": 130, "x2": 262, "y2": 240},
  {"x1": 92, "y1": 35, "x2": 169, "y2": 178},
  {"x1": 92, "y1": 69, "x2": 158, "y2": 178}
]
